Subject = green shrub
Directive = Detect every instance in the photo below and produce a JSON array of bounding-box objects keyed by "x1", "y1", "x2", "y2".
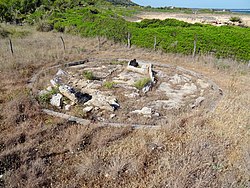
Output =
[
  {"x1": 103, "y1": 81, "x2": 116, "y2": 89},
  {"x1": 36, "y1": 20, "x2": 53, "y2": 32},
  {"x1": 0, "y1": 26, "x2": 10, "y2": 38},
  {"x1": 38, "y1": 87, "x2": 59, "y2": 104},
  {"x1": 134, "y1": 78, "x2": 151, "y2": 90},
  {"x1": 83, "y1": 71, "x2": 95, "y2": 80},
  {"x1": 230, "y1": 16, "x2": 242, "y2": 23}
]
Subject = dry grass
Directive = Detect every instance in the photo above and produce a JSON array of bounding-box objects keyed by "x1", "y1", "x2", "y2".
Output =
[{"x1": 0, "y1": 24, "x2": 249, "y2": 188}]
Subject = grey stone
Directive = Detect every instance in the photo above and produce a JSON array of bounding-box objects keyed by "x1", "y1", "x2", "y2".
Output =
[
  {"x1": 59, "y1": 85, "x2": 77, "y2": 103},
  {"x1": 59, "y1": 85, "x2": 92, "y2": 104},
  {"x1": 56, "y1": 69, "x2": 68, "y2": 77},
  {"x1": 50, "y1": 77, "x2": 62, "y2": 87},
  {"x1": 190, "y1": 97, "x2": 205, "y2": 108},
  {"x1": 50, "y1": 93, "x2": 63, "y2": 107}
]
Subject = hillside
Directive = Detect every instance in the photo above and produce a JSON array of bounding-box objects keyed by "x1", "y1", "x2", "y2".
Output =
[{"x1": 106, "y1": 0, "x2": 137, "y2": 6}]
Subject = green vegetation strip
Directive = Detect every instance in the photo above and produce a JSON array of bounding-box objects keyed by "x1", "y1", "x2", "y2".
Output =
[{"x1": 1, "y1": 0, "x2": 249, "y2": 61}]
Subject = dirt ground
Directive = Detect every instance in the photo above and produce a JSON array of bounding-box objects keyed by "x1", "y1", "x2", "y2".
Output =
[
  {"x1": 134, "y1": 12, "x2": 250, "y2": 26},
  {"x1": 0, "y1": 26, "x2": 249, "y2": 187}
]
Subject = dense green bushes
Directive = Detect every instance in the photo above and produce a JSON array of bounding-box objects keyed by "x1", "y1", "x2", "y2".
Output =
[{"x1": 0, "y1": 0, "x2": 249, "y2": 61}]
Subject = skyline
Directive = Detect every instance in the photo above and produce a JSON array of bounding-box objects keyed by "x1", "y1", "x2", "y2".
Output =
[{"x1": 132, "y1": 0, "x2": 250, "y2": 9}]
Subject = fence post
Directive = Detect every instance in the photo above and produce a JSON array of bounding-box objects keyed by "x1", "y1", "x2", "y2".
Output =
[
  {"x1": 127, "y1": 32, "x2": 131, "y2": 48},
  {"x1": 60, "y1": 36, "x2": 65, "y2": 51},
  {"x1": 154, "y1": 36, "x2": 157, "y2": 51},
  {"x1": 98, "y1": 36, "x2": 101, "y2": 51},
  {"x1": 9, "y1": 38, "x2": 14, "y2": 55},
  {"x1": 192, "y1": 34, "x2": 197, "y2": 58}
]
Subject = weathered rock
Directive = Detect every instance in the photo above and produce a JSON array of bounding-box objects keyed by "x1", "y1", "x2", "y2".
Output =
[
  {"x1": 169, "y1": 74, "x2": 190, "y2": 84},
  {"x1": 46, "y1": 86, "x2": 52, "y2": 91},
  {"x1": 197, "y1": 79, "x2": 210, "y2": 89},
  {"x1": 110, "y1": 114, "x2": 116, "y2": 119},
  {"x1": 125, "y1": 92, "x2": 140, "y2": 98},
  {"x1": 142, "y1": 82, "x2": 153, "y2": 93},
  {"x1": 65, "y1": 104, "x2": 71, "y2": 111},
  {"x1": 50, "y1": 93, "x2": 63, "y2": 107},
  {"x1": 180, "y1": 83, "x2": 197, "y2": 95},
  {"x1": 56, "y1": 69, "x2": 68, "y2": 77},
  {"x1": 50, "y1": 77, "x2": 62, "y2": 87},
  {"x1": 190, "y1": 97, "x2": 205, "y2": 108},
  {"x1": 83, "y1": 106, "x2": 93, "y2": 113},
  {"x1": 127, "y1": 62, "x2": 150, "y2": 75},
  {"x1": 131, "y1": 107, "x2": 152, "y2": 116},
  {"x1": 59, "y1": 85, "x2": 77, "y2": 103},
  {"x1": 84, "y1": 93, "x2": 119, "y2": 112},
  {"x1": 59, "y1": 85, "x2": 92, "y2": 104}
]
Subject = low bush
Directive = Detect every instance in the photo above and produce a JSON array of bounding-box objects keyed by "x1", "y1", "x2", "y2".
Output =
[
  {"x1": 230, "y1": 16, "x2": 242, "y2": 23},
  {"x1": 134, "y1": 78, "x2": 151, "y2": 90},
  {"x1": 83, "y1": 71, "x2": 95, "y2": 80},
  {"x1": 103, "y1": 81, "x2": 116, "y2": 89}
]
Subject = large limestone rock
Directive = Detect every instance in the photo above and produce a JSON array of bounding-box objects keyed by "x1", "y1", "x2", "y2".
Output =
[
  {"x1": 84, "y1": 92, "x2": 119, "y2": 112},
  {"x1": 131, "y1": 107, "x2": 152, "y2": 117},
  {"x1": 59, "y1": 85, "x2": 92, "y2": 104}
]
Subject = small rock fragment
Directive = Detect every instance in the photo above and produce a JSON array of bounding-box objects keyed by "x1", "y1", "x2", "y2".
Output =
[
  {"x1": 83, "y1": 106, "x2": 93, "y2": 113},
  {"x1": 131, "y1": 107, "x2": 152, "y2": 117},
  {"x1": 190, "y1": 97, "x2": 205, "y2": 108},
  {"x1": 110, "y1": 114, "x2": 116, "y2": 119},
  {"x1": 65, "y1": 104, "x2": 71, "y2": 111},
  {"x1": 56, "y1": 69, "x2": 68, "y2": 77},
  {"x1": 47, "y1": 86, "x2": 52, "y2": 91},
  {"x1": 50, "y1": 93, "x2": 63, "y2": 107},
  {"x1": 50, "y1": 77, "x2": 62, "y2": 87}
]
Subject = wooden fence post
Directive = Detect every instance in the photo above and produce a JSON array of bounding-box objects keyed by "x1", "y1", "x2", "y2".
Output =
[
  {"x1": 127, "y1": 32, "x2": 131, "y2": 48},
  {"x1": 9, "y1": 38, "x2": 14, "y2": 55},
  {"x1": 60, "y1": 36, "x2": 65, "y2": 51},
  {"x1": 192, "y1": 34, "x2": 197, "y2": 58},
  {"x1": 154, "y1": 36, "x2": 157, "y2": 51},
  {"x1": 98, "y1": 36, "x2": 101, "y2": 51}
]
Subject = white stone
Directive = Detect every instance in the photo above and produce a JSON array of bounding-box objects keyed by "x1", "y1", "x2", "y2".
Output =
[
  {"x1": 65, "y1": 104, "x2": 71, "y2": 111},
  {"x1": 56, "y1": 69, "x2": 68, "y2": 77},
  {"x1": 83, "y1": 106, "x2": 93, "y2": 113},
  {"x1": 110, "y1": 114, "x2": 116, "y2": 119},
  {"x1": 0, "y1": 174, "x2": 3, "y2": 178},
  {"x1": 50, "y1": 93, "x2": 63, "y2": 107},
  {"x1": 46, "y1": 86, "x2": 52, "y2": 91},
  {"x1": 125, "y1": 92, "x2": 140, "y2": 98},
  {"x1": 131, "y1": 107, "x2": 152, "y2": 116},
  {"x1": 84, "y1": 93, "x2": 119, "y2": 112}
]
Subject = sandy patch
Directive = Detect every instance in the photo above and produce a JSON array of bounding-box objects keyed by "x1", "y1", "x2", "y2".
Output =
[{"x1": 134, "y1": 12, "x2": 250, "y2": 27}]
